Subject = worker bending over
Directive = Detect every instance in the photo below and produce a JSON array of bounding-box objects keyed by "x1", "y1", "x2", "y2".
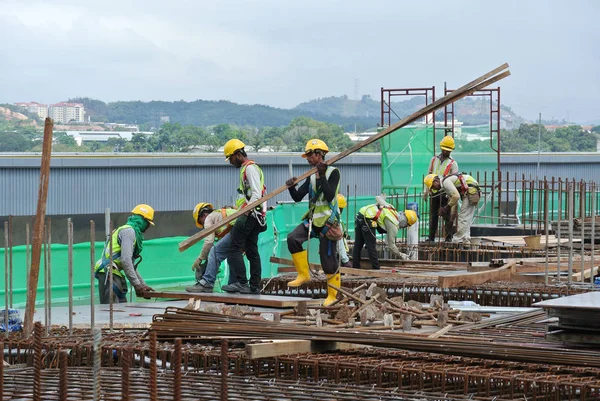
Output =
[
  {"x1": 286, "y1": 139, "x2": 343, "y2": 306},
  {"x1": 94, "y1": 204, "x2": 155, "y2": 303},
  {"x1": 424, "y1": 173, "x2": 480, "y2": 244},
  {"x1": 352, "y1": 196, "x2": 418, "y2": 270},
  {"x1": 424, "y1": 135, "x2": 458, "y2": 242},
  {"x1": 186, "y1": 202, "x2": 237, "y2": 293}
]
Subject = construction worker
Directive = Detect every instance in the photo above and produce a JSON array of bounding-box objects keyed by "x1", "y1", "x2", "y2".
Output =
[
  {"x1": 352, "y1": 196, "x2": 418, "y2": 270},
  {"x1": 94, "y1": 204, "x2": 155, "y2": 303},
  {"x1": 337, "y1": 194, "x2": 352, "y2": 268},
  {"x1": 221, "y1": 139, "x2": 267, "y2": 295},
  {"x1": 285, "y1": 139, "x2": 341, "y2": 306},
  {"x1": 424, "y1": 173, "x2": 480, "y2": 244},
  {"x1": 424, "y1": 135, "x2": 458, "y2": 242},
  {"x1": 186, "y1": 203, "x2": 237, "y2": 293}
]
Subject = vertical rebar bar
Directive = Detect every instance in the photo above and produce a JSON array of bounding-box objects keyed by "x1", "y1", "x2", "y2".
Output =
[
  {"x1": 67, "y1": 218, "x2": 73, "y2": 335},
  {"x1": 26, "y1": 222, "x2": 31, "y2": 293},
  {"x1": 43, "y1": 224, "x2": 49, "y2": 336},
  {"x1": 149, "y1": 330, "x2": 158, "y2": 401},
  {"x1": 122, "y1": 348, "x2": 130, "y2": 401},
  {"x1": 557, "y1": 179, "x2": 562, "y2": 279},
  {"x1": 90, "y1": 220, "x2": 96, "y2": 329},
  {"x1": 8, "y1": 215, "x2": 12, "y2": 308},
  {"x1": 0, "y1": 341, "x2": 3, "y2": 400},
  {"x1": 568, "y1": 182, "x2": 574, "y2": 284},
  {"x1": 580, "y1": 180, "x2": 586, "y2": 281},
  {"x1": 108, "y1": 219, "x2": 114, "y2": 333},
  {"x1": 47, "y1": 218, "x2": 52, "y2": 330},
  {"x1": 3, "y1": 221, "x2": 8, "y2": 340},
  {"x1": 591, "y1": 182, "x2": 596, "y2": 284},
  {"x1": 544, "y1": 181, "x2": 549, "y2": 285},
  {"x1": 92, "y1": 328, "x2": 102, "y2": 401},
  {"x1": 173, "y1": 338, "x2": 182, "y2": 401},
  {"x1": 59, "y1": 350, "x2": 68, "y2": 401},
  {"x1": 33, "y1": 321, "x2": 43, "y2": 401},
  {"x1": 221, "y1": 339, "x2": 229, "y2": 401}
]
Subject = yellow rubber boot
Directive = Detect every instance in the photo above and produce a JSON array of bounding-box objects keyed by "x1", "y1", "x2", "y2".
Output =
[
  {"x1": 287, "y1": 250, "x2": 310, "y2": 287},
  {"x1": 323, "y1": 272, "x2": 341, "y2": 306}
]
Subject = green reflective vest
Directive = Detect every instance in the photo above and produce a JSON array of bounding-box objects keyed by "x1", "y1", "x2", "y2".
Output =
[
  {"x1": 359, "y1": 204, "x2": 399, "y2": 232},
  {"x1": 216, "y1": 208, "x2": 238, "y2": 238},
  {"x1": 94, "y1": 224, "x2": 136, "y2": 278},
  {"x1": 236, "y1": 160, "x2": 266, "y2": 210},
  {"x1": 444, "y1": 174, "x2": 480, "y2": 195},
  {"x1": 307, "y1": 166, "x2": 340, "y2": 227}
]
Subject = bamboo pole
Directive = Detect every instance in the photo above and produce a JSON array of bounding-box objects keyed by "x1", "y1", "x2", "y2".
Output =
[
  {"x1": 179, "y1": 64, "x2": 511, "y2": 252},
  {"x1": 24, "y1": 117, "x2": 53, "y2": 337}
]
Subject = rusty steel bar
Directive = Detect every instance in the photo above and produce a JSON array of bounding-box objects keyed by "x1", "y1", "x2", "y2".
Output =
[
  {"x1": 568, "y1": 181, "x2": 574, "y2": 283},
  {"x1": 221, "y1": 339, "x2": 228, "y2": 401},
  {"x1": 580, "y1": 180, "x2": 586, "y2": 282},
  {"x1": 149, "y1": 330, "x2": 158, "y2": 401},
  {"x1": 90, "y1": 220, "x2": 96, "y2": 329},
  {"x1": 47, "y1": 219, "x2": 52, "y2": 331},
  {"x1": 68, "y1": 218, "x2": 74, "y2": 335},
  {"x1": 3, "y1": 221, "x2": 8, "y2": 340},
  {"x1": 0, "y1": 341, "x2": 3, "y2": 399},
  {"x1": 173, "y1": 338, "x2": 182, "y2": 401},
  {"x1": 108, "y1": 219, "x2": 114, "y2": 332},
  {"x1": 24, "y1": 117, "x2": 53, "y2": 337},
  {"x1": 8, "y1": 215, "x2": 13, "y2": 307},
  {"x1": 44, "y1": 224, "x2": 49, "y2": 336},
  {"x1": 122, "y1": 348, "x2": 130, "y2": 401},
  {"x1": 59, "y1": 350, "x2": 68, "y2": 401},
  {"x1": 33, "y1": 321, "x2": 43, "y2": 401},
  {"x1": 544, "y1": 180, "x2": 549, "y2": 285},
  {"x1": 592, "y1": 182, "x2": 596, "y2": 284},
  {"x1": 557, "y1": 178, "x2": 562, "y2": 279},
  {"x1": 93, "y1": 328, "x2": 102, "y2": 401}
]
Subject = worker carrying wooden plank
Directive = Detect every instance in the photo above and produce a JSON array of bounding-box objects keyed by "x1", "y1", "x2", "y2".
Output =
[
  {"x1": 285, "y1": 139, "x2": 343, "y2": 306},
  {"x1": 94, "y1": 204, "x2": 155, "y2": 303},
  {"x1": 220, "y1": 139, "x2": 268, "y2": 295},
  {"x1": 352, "y1": 196, "x2": 418, "y2": 270},
  {"x1": 423, "y1": 135, "x2": 459, "y2": 242},
  {"x1": 185, "y1": 203, "x2": 238, "y2": 293},
  {"x1": 424, "y1": 173, "x2": 481, "y2": 245}
]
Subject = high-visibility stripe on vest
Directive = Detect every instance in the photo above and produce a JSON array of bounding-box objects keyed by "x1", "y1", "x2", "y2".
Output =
[
  {"x1": 94, "y1": 224, "x2": 136, "y2": 278},
  {"x1": 359, "y1": 204, "x2": 399, "y2": 232},
  {"x1": 308, "y1": 166, "x2": 340, "y2": 227},
  {"x1": 428, "y1": 155, "x2": 455, "y2": 176},
  {"x1": 236, "y1": 160, "x2": 266, "y2": 210},
  {"x1": 443, "y1": 174, "x2": 480, "y2": 196},
  {"x1": 215, "y1": 208, "x2": 237, "y2": 238}
]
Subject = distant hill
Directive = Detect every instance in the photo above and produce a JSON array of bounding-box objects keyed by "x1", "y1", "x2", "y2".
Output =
[{"x1": 295, "y1": 95, "x2": 526, "y2": 128}]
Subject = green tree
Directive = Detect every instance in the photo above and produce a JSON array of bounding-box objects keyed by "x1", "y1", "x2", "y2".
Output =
[{"x1": 0, "y1": 132, "x2": 30, "y2": 151}]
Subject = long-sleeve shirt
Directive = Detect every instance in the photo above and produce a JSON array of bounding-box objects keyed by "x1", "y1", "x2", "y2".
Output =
[
  {"x1": 117, "y1": 227, "x2": 146, "y2": 287},
  {"x1": 424, "y1": 154, "x2": 458, "y2": 197},
  {"x1": 240, "y1": 163, "x2": 267, "y2": 210},
  {"x1": 197, "y1": 210, "x2": 229, "y2": 260},
  {"x1": 383, "y1": 212, "x2": 408, "y2": 258},
  {"x1": 289, "y1": 169, "x2": 340, "y2": 203},
  {"x1": 442, "y1": 175, "x2": 462, "y2": 207}
]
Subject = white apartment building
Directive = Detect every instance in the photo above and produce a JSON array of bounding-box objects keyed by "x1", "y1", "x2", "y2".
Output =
[
  {"x1": 49, "y1": 102, "x2": 86, "y2": 124},
  {"x1": 14, "y1": 102, "x2": 49, "y2": 119}
]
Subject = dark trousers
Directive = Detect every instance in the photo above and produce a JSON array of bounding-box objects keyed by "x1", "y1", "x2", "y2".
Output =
[
  {"x1": 352, "y1": 214, "x2": 379, "y2": 270},
  {"x1": 96, "y1": 272, "x2": 128, "y2": 304},
  {"x1": 287, "y1": 223, "x2": 338, "y2": 275},
  {"x1": 429, "y1": 194, "x2": 453, "y2": 241},
  {"x1": 228, "y1": 214, "x2": 262, "y2": 290}
]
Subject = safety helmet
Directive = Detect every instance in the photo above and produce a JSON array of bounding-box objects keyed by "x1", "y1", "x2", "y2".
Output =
[
  {"x1": 440, "y1": 135, "x2": 455, "y2": 151},
  {"x1": 404, "y1": 210, "x2": 418, "y2": 227},
  {"x1": 337, "y1": 194, "x2": 347, "y2": 209},
  {"x1": 131, "y1": 204, "x2": 155, "y2": 225},
  {"x1": 223, "y1": 139, "x2": 246, "y2": 161},
  {"x1": 423, "y1": 174, "x2": 439, "y2": 189},
  {"x1": 193, "y1": 202, "x2": 214, "y2": 229},
  {"x1": 302, "y1": 139, "x2": 329, "y2": 158}
]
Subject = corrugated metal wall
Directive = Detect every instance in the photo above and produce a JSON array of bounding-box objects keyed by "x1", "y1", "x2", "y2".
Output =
[{"x1": 0, "y1": 152, "x2": 598, "y2": 216}]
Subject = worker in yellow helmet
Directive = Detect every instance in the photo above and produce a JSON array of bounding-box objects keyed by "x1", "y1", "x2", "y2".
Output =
[
  {"x1": 186, "y1": 203, "x2": 238, "y2": 293},
  {"x1": 285, "y1": 139, "x2": 342, "y2": 306},
  {"x1": 353, "y1": 195, "x2": 418, "y2": 270},
  {"x1": 221, "y1": 139, "x2": 267, "y2": 295},
  {"x1": 94, "y1": 204, "x2": 155, "y2": 303},
  {"x1": 336, "y1": 194, "x2": 352, "y2": 268},
  {"x1": 424, "y1": 135, "x2": 458, "y2": 242},
  {"x1": 424, "y1": 173, "x2": 480, "y2": 244}
]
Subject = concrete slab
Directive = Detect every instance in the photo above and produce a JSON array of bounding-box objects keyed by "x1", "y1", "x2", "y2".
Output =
[{"x1": 534, "y1": 292, "x2": 600, "y2": 310}]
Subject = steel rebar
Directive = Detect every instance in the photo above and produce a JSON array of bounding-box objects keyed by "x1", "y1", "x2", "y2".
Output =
[{"x1": 68, "y1": 218, "x2": 74, "y2": 335}]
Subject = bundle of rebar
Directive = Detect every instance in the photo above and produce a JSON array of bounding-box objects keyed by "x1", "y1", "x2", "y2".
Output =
[{"x1": 150, "y1": 307, "x2": 600, "y2": 367}]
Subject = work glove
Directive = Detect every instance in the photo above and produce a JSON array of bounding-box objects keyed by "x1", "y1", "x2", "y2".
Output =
[
  {"x1": 134, "y1": 284, "x2": 153, "y2": 299},
  {"x1": 398, "y1": 252, "x2": 409, "y2": 261},
  {"x1": 286, "y1": 177, "x2": 297, "y2": 187},
  {"x1": 315, "y1": 162, "x2": 327, "y2": 177},
  {"x1": 438, "y1": 206, "x2": 449, "y2": 217},
  {"x1": 192, "y1": 258, "x2": 207, "y2": 271}
]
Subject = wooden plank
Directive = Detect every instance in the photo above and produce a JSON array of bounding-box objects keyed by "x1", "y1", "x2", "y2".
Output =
[
  {"x1": 339, "y1": 267, "x2": 434, "y2": 279},
  {"x1": 245, "y1": 340, "x2": 368, "y2": 359},
  {"x1": 428, "y1": 325, "x2": 454, "y2": 339},
  {"x1": 437, "y1": 262, "x2": 515, "y2": 288},
  {"x1": 24, "y1": 117, "x2": 53, "y2": 337},
  {"x1": 178, "y1": 65, "x2": 510, "y2": 252},
  {"x1": 573, "y1": 266, "x2": 599, "y2": 281},
  {"x1": 272, "y1": 256, "x2": 461, "y2": 272},
  {"x1": 144, "y1": 291, "x2": 319, "y2": 308}
]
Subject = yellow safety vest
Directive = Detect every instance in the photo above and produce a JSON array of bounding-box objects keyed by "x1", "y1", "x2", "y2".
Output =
[
  {"x1": 307, "y1": 166, "x2": 340, "y2": 227},
  {"x1": 236, "y1": 160, "x2": 266, "y2": 210},
  {"x1": 94, "y1": 224, "x2": 136, "y2": 278},
  {"x1": 359, "y1": 204, "x2": 399, "y2": 232}
]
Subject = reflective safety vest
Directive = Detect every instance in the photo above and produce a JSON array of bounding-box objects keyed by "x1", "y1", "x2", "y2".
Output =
[
  {"x1": 215, "y1": 208, "x2": 237, "y2": 239},
  {"x1": 94, "y1": 225, "x2": 136, "y2": 278},
  {"x1": 359, "y1": 204, "x2": 399, "y2": 233},
  {"x1": 443, "y1": 173, "x2": 480, "y2": 196},
  {"x1": 307, "y1": 166, "x2": 340, "y2": 227},
  {"x1": 236, "y1": 160, "x2": 266, "y2": 211},
  {"x1": 429, "y1": 155, "x2": 456, "y2": 177}
]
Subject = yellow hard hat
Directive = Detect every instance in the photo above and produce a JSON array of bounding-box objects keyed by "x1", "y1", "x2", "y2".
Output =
[
  {"x1": 302, "y1": 138, "x2": 329, "y2": 158},
  {"x1": 223, "y1": 139, "x2": 246, "y2": 161},
  {"x1": 424, "y1": 174, "x2": 438, "y2": 189},
  {"x1": 337, "y1": 194, "x2": 347, "y2": 209},
  {"x1": 131, "y1": 204, "x2": 155, "y2": 225},
  {"x1": 440, "y1": 135, "x2": 455, "y2": 151},
  {"x1": 404, "y1": 210, "x2": 418, "y2": 227},
  {"x1": 193, "y1": 202, "x2": 214, "y2": 228}
]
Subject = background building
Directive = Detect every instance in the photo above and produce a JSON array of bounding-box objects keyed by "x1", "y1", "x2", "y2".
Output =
[
  {"x1": 49, "y1": 102, "x2": 86, "y2": 123},
  {"x1": 14, "y1": 101, "x2": 49, "y2": 119}
]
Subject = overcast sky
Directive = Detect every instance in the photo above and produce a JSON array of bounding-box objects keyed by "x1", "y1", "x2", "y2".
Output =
[{"x1": 1, "y1": 0, "x2": 598, "y2": 123}]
